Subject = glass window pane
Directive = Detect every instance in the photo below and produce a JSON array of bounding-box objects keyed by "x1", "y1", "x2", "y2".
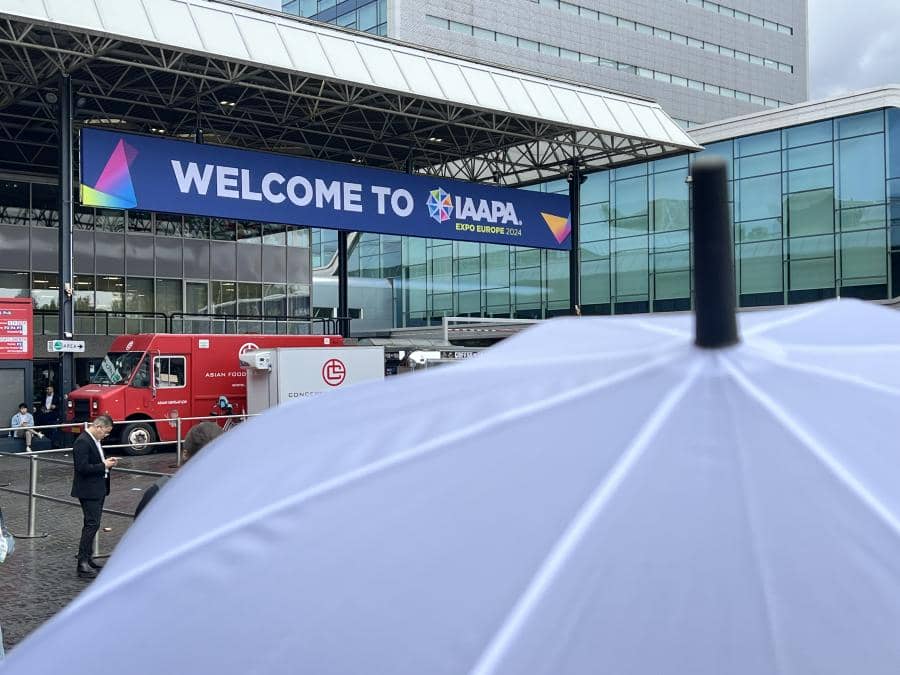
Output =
[
  {"x1": 840, "y1": 205, "x2": 886, "y2": 232},
  {"x1": 580, "y1": 258, "x2": 610, "y2": 303},
  {"x1": 211, "y1": 281, "x2": 237, "y2": 316},
  {"x1": 95, "y1": 208, "x2": 124, "y2": 233},
  {"x1": 837, "y1": 111, "x2": 884, "y2": 139},
  {"x1": 739, "y1": 218, "x2": 782, "y2": 242},
  {"x1": 614, "y1": 236, "x2": 649, "y2": 298},
  {"x1": 186, "y1": 281, "x2": 208, "y2": 314},
  {"x1": 841, "y1": 229, "x2": 887, "y2": 281},
  {"x1": 739, "y1": 241, "x2": 782, "y2": 294},
  {"x1": 238, "y1": 283, "x2": 262, "y2": 316},
  {"x1": 613, "y1": 176, "x2": 647, "y2": 220},
  {"x1": 31, "y1": 183, "x2": 58, "y2": 228},
  {"x1": 788, "y1": 189, "x2": 833, "y2": 236},
  {"x1": 737, "y1": 174, "x2": 782, "y2": 221},
  {"x1": 211, "y1": 218, "x2": 236, "y2": 241},
  {"x1": 0, "y1": 180, "x2": 29, "y2": 225},
  {"x1": 738, "y1": 151, "x2": 781, "y2": 178},
  {"x1": 263, "y1": 283, "x2": 286, "y2": 317},
  {"x1": 127, "y1": 211, "x2": 153, "y2": 234},
  {"x1": 286, "y1": 227, "x2": 309, "y2": 248},
  {"x1": 786, "y1": 142, "x2": 832, "y2": 171},
  {"x1": 788, "y1": 166, "x2": 833, "y2": 193},
  {"x1": 236, "y1": 221, "x2": 262, "y2": 244},
  {"x1": 839, "y1": 135, "x2": 886, "y2": 208},
  {"x1": 888, "y1": 108, "x2": 900, "y2": 179},
  {"x1": 0, "y1": 271, "x2": 29, "y2": 297},
  {"x1": 95, "y1": 275, "x2": 124, "y2": 311},
  {"x1": 74, "y1": 274, "x2": 94, "y2": 310},
  {"x1": 736, "y1": 131, "x2": 780, "y2": 157},
  {"x1": 652, "y1": 169, "x2": 689, "y2": 231},
  {"x1": 156, "y1": 213, "x2": 183, "y2": 238},
  {"x1": 156, "y1": 278, "x2": 182, "y2": 315},
  {"x1": 126, "y1": 277, "x2": 154, "y2": 312},
  {"x1": 784, "y1": 120, "x2": 833, "y2": 148},
  {"x1": 790, "y1": 257, "x2": 834, "y2": 291}
]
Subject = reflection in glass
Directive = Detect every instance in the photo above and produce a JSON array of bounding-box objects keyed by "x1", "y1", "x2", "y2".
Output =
[
  {"x1": 31, "y1": 272, "x2": 59, "y2": 309},
  {"x1": 0, "y1": 181, "x2": 29, "y2": 226}
]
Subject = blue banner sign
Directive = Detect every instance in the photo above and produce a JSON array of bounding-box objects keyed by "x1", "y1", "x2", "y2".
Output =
[{"x1": 80, "y1": 128, "x2": 572, "y2": 250}]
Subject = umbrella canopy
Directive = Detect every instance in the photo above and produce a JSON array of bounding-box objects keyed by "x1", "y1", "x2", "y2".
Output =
[{"x1": 5, "y1": 298, "x2": 900, "y2": 674}]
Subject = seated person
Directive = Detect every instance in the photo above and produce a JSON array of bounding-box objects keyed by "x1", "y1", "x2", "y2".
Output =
[{"x1": 10, "y1": 403, "x2": 43, "y2": 451}]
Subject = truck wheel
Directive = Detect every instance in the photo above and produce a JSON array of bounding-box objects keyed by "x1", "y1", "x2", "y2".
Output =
[{"x1": 121, "y1": 422, "x2": 157, "y2": 456}]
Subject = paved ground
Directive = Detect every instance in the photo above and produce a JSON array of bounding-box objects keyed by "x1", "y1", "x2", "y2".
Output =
[{"x1": 0, "y1": 449, "x2": 177, "y2": 652}]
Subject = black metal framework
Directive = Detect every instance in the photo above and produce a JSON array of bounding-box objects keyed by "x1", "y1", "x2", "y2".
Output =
[{"x1": 0, "y1": 12, "x2": 690, "y2": 184}]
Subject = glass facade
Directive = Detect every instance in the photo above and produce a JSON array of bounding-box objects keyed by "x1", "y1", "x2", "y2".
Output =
[
  {"x1": 338, "y1": 107, "x2": 900, "y2": 325},
  {"x1": 0, "y1": 179, "x2": 312, "y2": 331},
  {"x1": 281, "y1": 0, "x2": 387, "y2": 36}
]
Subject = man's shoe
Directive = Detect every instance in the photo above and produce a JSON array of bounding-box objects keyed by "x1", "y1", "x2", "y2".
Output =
[
  {"x1": 88, "y1": 558, "x2": 104, "y2": 570},
  {"x1": 77, "y1": 561, "x2": 98, "y2": 579}
]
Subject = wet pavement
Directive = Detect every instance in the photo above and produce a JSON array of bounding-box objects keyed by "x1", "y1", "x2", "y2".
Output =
[{"x1": 0, "y1": 449, "x2": 177, "y2": 651}]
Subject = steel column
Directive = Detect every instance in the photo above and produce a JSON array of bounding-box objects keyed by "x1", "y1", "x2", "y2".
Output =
[
  {"x1": 568, "y1": 165, "x2": 582, "y2": 314},
  {"x1": 57, "y1": 73, "x2": 75, "y2": 397},
  {"x1": 337, "y1": 230, "x2": 349, "y2": 337}
]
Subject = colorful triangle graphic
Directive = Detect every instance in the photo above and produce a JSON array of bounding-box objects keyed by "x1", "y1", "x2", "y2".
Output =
[
  {"x1": 82, "y1": 138, "x2": 138, "y2": 209},
  {"x1": 541, "y1": 212, "x2": 571, "y2": 244}
]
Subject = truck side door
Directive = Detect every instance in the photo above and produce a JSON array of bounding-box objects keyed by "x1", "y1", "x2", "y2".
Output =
[{"x1": 152, "y1": 355, "x2": 192, "y2": 442}]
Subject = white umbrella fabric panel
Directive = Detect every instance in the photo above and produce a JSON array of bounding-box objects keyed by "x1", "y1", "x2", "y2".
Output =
[{"x1": 5, "y1": 299, "x2": 900, "y2": 675}]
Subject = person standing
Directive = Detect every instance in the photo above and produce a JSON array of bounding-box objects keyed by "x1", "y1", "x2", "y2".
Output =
[
  {"x1": 40, "y1": 385, "x2": 61, "y2": 446},
  {"x1": 71, "y1": 415, "x2": 117, "y2": 579}
]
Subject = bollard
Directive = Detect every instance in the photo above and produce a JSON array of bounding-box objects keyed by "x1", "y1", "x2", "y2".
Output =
[
  {"x1": 15, "y1": 454, "x2": 49, "y2": 539},
  {"x1": 92, "y1": 530, "x2": 100, "y2": 559}
]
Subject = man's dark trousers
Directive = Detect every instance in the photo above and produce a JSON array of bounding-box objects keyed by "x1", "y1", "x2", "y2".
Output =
[{"x1": 77, "y1": 497, "x2": 104, "y2": 562}]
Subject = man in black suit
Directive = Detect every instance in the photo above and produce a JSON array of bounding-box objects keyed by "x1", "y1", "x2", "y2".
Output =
[{"x1": 71, "y1": 415, "x2": 117, "y2": 579}]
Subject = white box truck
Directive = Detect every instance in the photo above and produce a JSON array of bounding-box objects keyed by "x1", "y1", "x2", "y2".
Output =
[{"x1": 240, "y1": 346, "x2": 385, "y2": 414}]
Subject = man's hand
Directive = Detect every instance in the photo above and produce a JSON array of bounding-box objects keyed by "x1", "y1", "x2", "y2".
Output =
[{"x1": 104, "y1": 458, "x2": 118, "y2": 468}]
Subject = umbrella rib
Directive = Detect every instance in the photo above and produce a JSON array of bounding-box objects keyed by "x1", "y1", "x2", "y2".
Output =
[
  {"x1": 742, "y1": 302, "x2": 830, "y2": 337},
  {"x1": 463, "y1": 343, "x2": 690, "y2": 370},
  {"x1": 62, "y1": 349, "x2": 688, "y2": 619},
  {"x1": 469, "y1": 358, "x2": 706, "y2": 675},
  {"x1": 721, "y1": 357, "x2": 788, "y2": 675},
  {"x1": 722, "y1": 356, "x2": 900, "y2": 541},
  {"x1": 749, "y1": 348, "x2": 900, "y2": 398}
]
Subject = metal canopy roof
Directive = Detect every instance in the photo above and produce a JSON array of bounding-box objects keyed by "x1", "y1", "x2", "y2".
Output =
[{"x1": 0, "y1": 0, "x2": 699, "y2": 185}]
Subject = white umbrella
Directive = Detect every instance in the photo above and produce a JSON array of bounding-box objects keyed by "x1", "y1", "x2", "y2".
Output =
[{"x1": 6, "y1": 162, "x2": 900, "y2": 674}]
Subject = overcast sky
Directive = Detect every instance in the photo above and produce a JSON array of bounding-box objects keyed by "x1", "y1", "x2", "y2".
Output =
[{"x1": 808, "y1": 0, "x2": 900, "y2": 99}]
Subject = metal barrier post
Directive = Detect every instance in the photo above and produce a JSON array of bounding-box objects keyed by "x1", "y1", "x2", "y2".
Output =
[
  {"x1": 15, "y1": 454, "x2": 49, "y2": 539},
  {"x1": 92, "y1": 531, "x2": 100, "y2": 558},
  {"x1": 175, "y1": 416, "x2": 183, "y2": 467}
]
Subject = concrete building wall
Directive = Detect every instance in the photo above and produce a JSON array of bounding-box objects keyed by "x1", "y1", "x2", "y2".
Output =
[{"x1": 391, "y1": 0, "x2": 808, "y2": 126}]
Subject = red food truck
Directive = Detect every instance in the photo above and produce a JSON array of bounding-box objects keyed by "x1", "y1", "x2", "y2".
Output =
[{"x1": 66, "y1": 333, "x2": 343, "y2": 454}]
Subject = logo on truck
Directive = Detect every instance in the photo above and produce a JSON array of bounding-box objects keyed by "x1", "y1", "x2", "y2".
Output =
[
  {"x1": 238, "y1": 342, "x2": 260, "y2": 358},
  {"x1": 322, "y1": 358, "x2": 346, "y2": 387}
]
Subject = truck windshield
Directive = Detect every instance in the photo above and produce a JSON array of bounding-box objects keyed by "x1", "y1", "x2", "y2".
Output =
[{"x1": 91, "y1": 352, "x2": 146, "y2": 385}]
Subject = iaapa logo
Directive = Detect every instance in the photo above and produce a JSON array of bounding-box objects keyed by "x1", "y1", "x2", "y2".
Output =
[
  {"x1": 426, "y1": 187, "x2": 522, "y2": 226},
  {"x1": 81, "y1": 137, "x2": 139, "y2": 209},
  {"x1": 426, "y1": 188, "x2": 453, "y2": 223}
]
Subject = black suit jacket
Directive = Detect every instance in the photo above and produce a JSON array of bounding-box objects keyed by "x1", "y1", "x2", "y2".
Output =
[{"x1": 71, "y1": 431, "x2": 110, "y2": 500}]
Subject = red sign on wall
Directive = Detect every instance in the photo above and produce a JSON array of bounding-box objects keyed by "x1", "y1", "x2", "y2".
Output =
[{"x1": 0, "y1": 297, "x2": 33, "y2": 360}]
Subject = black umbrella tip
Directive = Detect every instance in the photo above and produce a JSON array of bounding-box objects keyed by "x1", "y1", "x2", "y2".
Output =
[{"x1": 691, "y1": 157, "x2": 739, "y2": 349}]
